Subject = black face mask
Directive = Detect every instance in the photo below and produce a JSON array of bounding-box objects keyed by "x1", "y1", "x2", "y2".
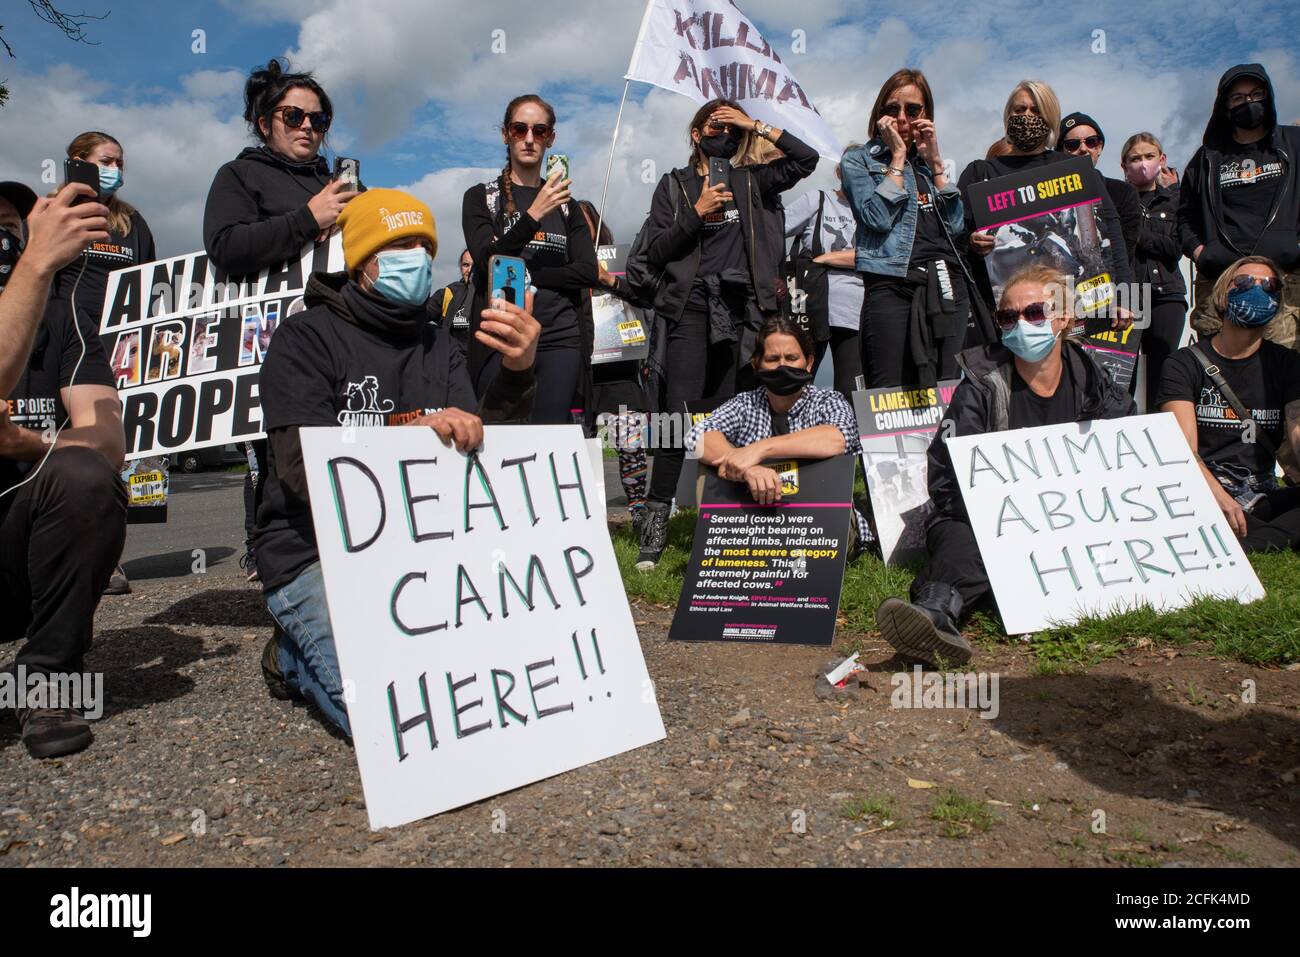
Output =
[
  {"x1": 1229, "y1": 100, "x2": 1267, "y2": 131},
  {"x1": 0, "y1": 227, "x2": 22, "y2": 291},
  {"x1": 756, "y1": 363, "x2": 812, "y2": 396},
  {"x1": 699, "y1": 132, "x2": 740, "y2": 159}
]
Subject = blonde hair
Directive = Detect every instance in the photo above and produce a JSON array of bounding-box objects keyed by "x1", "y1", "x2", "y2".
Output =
[
  {"x1": 1119, "y1": 131, "x2": 1163, "y2": 164},
  {"x1": 67, "y1": 131, "x2": 136, "y2": 237},
  {"x1": 1000, "y1": 264, "x2": 1074, "y2": 318},
  {"x1": 1211, "y1": 256, "x2": 1281, "y2": 318},
  {"x1": 1003, "y1": 80, "x2": 1061, "y2": 149}
]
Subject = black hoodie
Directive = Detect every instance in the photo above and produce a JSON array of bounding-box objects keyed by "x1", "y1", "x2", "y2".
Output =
[
  {"x1": 1177, "y1": 63, "x2": 1300, "y2": 279},
  {"x1": 203, "y1": 146, "x2": 331, "y2": 277},
  {"x1": 253, "y1": 271, "x2": 537, "y2": 591}
]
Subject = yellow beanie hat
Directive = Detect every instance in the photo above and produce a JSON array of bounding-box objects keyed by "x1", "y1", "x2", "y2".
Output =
[{"x1": 337, "y1": 188, "x2": 438, "y2": 276}]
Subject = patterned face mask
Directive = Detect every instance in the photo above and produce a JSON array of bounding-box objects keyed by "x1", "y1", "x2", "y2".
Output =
[{"x1": 1006, "y1": 112, "x2": 1050, "y2": 152}]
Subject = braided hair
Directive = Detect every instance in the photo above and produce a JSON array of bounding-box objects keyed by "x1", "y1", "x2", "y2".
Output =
[{"x1": 500, "y1": 93, "x2": 557, "y2": 219}]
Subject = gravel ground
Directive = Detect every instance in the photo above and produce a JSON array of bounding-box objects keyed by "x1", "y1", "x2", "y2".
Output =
[{"x1": 1, "y1": 542, "x2": 1298, "y2": 867}]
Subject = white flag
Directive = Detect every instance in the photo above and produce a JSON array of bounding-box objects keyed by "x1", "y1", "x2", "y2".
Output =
[{"x1": 625, "y1": 0, "x2": 841, "y2": 161}]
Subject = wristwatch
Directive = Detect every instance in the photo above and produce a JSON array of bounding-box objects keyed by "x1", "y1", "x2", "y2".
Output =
[{"x1": 754, "y1": 121, "x2": 774, "y2": 139}]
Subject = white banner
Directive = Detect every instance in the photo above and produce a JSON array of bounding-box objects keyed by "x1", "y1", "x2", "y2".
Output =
[
  {"x1": 947, "y1": 413, "x2": 1265, "y2": 635},
  {"x1": 99, "y1": 236, "x2": 343, "y2": 459},
  {"x1": 626, "y1": 0, "x2": 841, "y2": 160},
  {"x1": 300, "y1": 424, "x2": 665, "y2": 829}
]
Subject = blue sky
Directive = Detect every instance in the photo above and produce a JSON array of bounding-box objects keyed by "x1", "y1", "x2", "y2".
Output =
[{"x1": 1, "y1": 0, "x2": 1296, "y2": 286}]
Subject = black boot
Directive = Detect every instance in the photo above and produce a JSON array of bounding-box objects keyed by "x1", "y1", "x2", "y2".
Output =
[
  {"x1": 875, "y1": 581, "x2": 972, "y2": 667},
  {"x1": 635, "y1": 501, "x2": 671, "y2": 570},
  {"x1": 16, "y1": 706, "x2": 93, "y2": 759}
]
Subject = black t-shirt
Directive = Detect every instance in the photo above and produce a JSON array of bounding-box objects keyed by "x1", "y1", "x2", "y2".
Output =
[
  {"x1": 696, "y1": 172, "x2": 747, "y2": 279},
  {"x1": 770, "y1": 409, "x2": 791, "y2": 435},
  {"x1": 1, "y1": 299, "x2": 116, "y2": 491},
  {"x1": 52, "y1": 211, "x2": 155, "y2": 328},
  {"x1": 909, "y1": 162, "x2": 953, "y2": 265},
  {"x1": 1155, "y1": 339, "x2": 1300, "y2": 479},
  {"x1": 1218, "y1": 141, "x2": 1284, "y2": 252},
  {"x1": 501, "y1": 184, "x2": 580, "y2": 349},
  {"x1": 254, "y1": 286, "x2": 480, "y2": 591},
  {"x1": 1009, "y1": 356, "x2": 1078, "y2": 429}
]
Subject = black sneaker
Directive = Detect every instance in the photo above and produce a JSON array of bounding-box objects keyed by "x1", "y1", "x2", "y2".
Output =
[
  {"x1": 261, "y1": 633, "x2": 303, "y2": 702},
  {"x1": 240, "y1": 549, "x2": 260, "y2": 584},
  {"x1": 15, "y1": 707, "x2": 93, "y2": 759},
  {"x1": 635, "y1": 502, "x2": 670, "y2": 570},
  {"x1": 104, "y1": 564, "x2": 131, "y2": 595},
  {"x1": 876, "y1": 584, "x2": 973, "y2": 667}
]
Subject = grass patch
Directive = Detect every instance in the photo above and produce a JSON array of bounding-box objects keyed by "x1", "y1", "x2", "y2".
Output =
[
  {"x1": 842, "y1": 794, "x2": 899, "y2": 825},
  {"x1": 614, "y1": 509, "x2": 1300, "y2": 668},
  {"x1": 930, "y1": 789, "x2": 997, "y2": 838}
]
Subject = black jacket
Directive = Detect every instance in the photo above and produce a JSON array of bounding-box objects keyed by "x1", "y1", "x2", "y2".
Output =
[
  {"x1": 927, "y1": 339, "x2": 1137, "y2": 522},
  {"x1": 203, "y1": 146, "x2": 330, "y2": 277},
  {"x1": 1177, "y1": 63, "x2": 1300, "y2": 279},
  {"x1": 644, "y1": 129, "x2": 818, "y2": 325},
  {"x1": 1133, "y1": 185, "x2": 1187, "y2": 299},
  {"x1": 1104, "y1": 175, "x2": 1142, "y2": 274}
]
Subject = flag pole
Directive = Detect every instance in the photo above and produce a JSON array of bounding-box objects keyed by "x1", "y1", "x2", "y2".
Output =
[{"x1": 594, "y1": 0, "x2": 656, "y2": 248}]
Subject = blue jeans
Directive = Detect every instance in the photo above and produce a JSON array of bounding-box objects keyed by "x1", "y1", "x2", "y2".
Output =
[{"x1": 264, "y1": 561, "x2": 351, "y2": 736}]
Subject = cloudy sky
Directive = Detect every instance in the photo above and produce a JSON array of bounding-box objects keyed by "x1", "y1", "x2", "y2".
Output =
[{"x1": 1, "y1": 0, "x2": 1296, "y2": 287}]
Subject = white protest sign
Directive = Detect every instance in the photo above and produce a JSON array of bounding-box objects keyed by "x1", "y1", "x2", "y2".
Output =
[
  {"x1": 947, "y1": 413, "x2": 1264, "y2": 635},
  {"x1": 99, "y1": 236, "x2": 343, "y2": 459},
  {"x1": 626, "y1": 0, "x2": 841, "y2": 160},
  {"x1": 299, "y1": 424, "x2": 665, "y2": 829}
]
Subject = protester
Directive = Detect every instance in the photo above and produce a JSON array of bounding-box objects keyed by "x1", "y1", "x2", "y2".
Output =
[
  {"x1": 1179, "y1": 64, "x2": 1300, "y2": 346},
  {"x1": 1, "y1": 183, "x2": 126, "y2": 757},
  {"x1": 1157, "y1": 256, "x2": 1300, "y2": 551},
  {"x1": 1120, "y1": 132, "x2": 1188, "y2": 408},
  {"x1": 784, "y1": 147, "x2": 864, "y2": 399},
  {"x1": 958, "y1": 80, "x2": 1134, "y2": 320},
  {"x1": 253, "y1": 189, "x2": 540, "y2": 735},
  {"x1": 637, "y1": 97, "x2": 818, "y2": 568},
  {"x1": 874, "y1": 265, "x2": 1135, "y2": 665},
  {"x1": 433, "y1": 248, "x2": 475, "y2": 347},
  {"x1": 577, "y1": 199, "x2": 654, "y2": 537},
  {"x1": 53, "y1": 131, "x2": 156, "y2": 595},
  {"x1": 686, "y1": 317, "x2": 865, "y2": 541},
  {"x1": 0, "y1": 183, "x2": 109, "y2": 393},
  {"x1": 1058, "y1": 112, "x2": 1142, "y2": 273},
  {"x1": 462, "y1": 94, "x2": 597, "y2": 424},
  {"x1": 203, "y1": 58, "x2": 357, "y2": 584},
  {"x1": 840, "y1": 70, "x2": 971, "y2": 390}
]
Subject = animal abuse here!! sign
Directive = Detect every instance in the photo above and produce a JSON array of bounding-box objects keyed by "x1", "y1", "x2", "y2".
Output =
[
  {"x1": 299, "y1": 424, "x2": 665, "y2": 829},
  {"x1": 946, "y1": 413, "x2": 1264, "y2": 635}
]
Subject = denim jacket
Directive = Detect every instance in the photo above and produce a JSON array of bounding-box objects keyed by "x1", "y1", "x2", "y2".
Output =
[{"x1": 839, "y1": 137, "x2": 966, "y2": 278}]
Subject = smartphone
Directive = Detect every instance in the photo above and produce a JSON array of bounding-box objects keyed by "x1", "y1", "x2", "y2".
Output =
[
  {"x1": 489, "y1": 255, "x2": 527, "y2": 307},
  {"x1": 333, "y1": 156, "x2": 362, "y2": 192},
  {"x1": 546, "y1": 154, "x2": 569, "y2": 184},
  {"x1": 64, "y1": 158, "x2": 100, "y2": 205},
  {"x1": 708, "y1": 156, "x2": 730, "y2": 190}
]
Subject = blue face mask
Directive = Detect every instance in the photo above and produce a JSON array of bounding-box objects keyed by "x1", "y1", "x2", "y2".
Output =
[
  {"x1": 1001, "y1": 318, "x2": 1058, "y2": 362},
  {"x1": 98, "y1": 165, "x2": 123, "y2": 197},
  {"x1": 1225, "y1": 283, "x2": 1279, "y2": 327},
  {"x1": 369, "y1": 248, "x2": 433, "y2": 306}
]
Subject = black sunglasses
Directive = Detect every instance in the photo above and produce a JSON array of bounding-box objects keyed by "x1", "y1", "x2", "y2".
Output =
[
  {"x1": 1062, "y1": 135, "x2": 1103, "y2": 152},
  {"x1": 507, "y1": 122, "x2": 554, "y2": 140},
  {"x1": 1230, "y1": 274, "x2": 1281, "y2": 294},
  {"x1": 881, "y1": 102, "x2": 923, "y2": 119},
  {"x1": 995, "y1": 301, "x2": 1052, "y2": 330},
  {"x1": 272, "y1": 105, "x2": 331, "y2": 133}
]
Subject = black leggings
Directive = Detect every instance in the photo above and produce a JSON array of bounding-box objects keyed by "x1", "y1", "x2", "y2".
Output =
[
  {"x1": 479, "y1": 347, "x2": 583, "y2": 425},
  {"x1": 647, "y1": 304, "x2": 741, "y2": 504},
  {"x1": 813, "y1": 327, "x2": 864, "y2": 400},
  {"x1": 860, "y1": 273, "x2": 966, "y2": 388},
  {"x1": 1240, "y1": 485, "x2": 1300, "y2": 553},
  {"x1": 1141, "y1": 297, "x2": 1187, "y2": 409}
]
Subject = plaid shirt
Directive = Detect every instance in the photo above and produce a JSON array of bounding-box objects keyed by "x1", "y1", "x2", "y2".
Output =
[{"x1": 685, "y1": 385, "x2": 862, "y2": 456}]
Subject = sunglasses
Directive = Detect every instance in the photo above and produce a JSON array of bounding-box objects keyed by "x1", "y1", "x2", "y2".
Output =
[
  {"x1": 1062, "y1": 135, "x2": 1103, "y2": 152},
  {"x1": 1230, "y1": 274, "x2": 1281, "y2": 294},
  {"x1": 881, "y1": 102, "x2": 923, "y2": 119},
  {"x1": 507, "y1": 122, "x2": 554, "y2": 140},
  {"x1": 272, "y1": 105, "x2": 332, "y2": 133},
  {"x1": 995, "y1": 301, "x2": 1052, "y2": 330},
  {"x1": 1226, "y1": 90, "x2": 1268, "y2": 107},
  {"x1": 705, "y1": 120, "x2": 738, "y2": 135}
]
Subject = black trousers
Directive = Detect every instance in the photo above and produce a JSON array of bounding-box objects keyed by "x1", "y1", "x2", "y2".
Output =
[
  {"x1": 814, "y1": 326, "x2": 864, "y2": 400},
  {"x1": 243, "y1": 438, "x2": 267, "y2": 546},
  {"x1": 0, "y1": 446, "x2": 127, "y2": 674},
  {"x1": 1141, "y1": 296, "x2": 1187, "y2": 409},
  {"x1": 860, "y1": 272, "x2": 966, "y2": 388},
  {"x1": 909, "y1": 516, "x2": 991, "y2": 613},
  {"x1": 1240, "y1": 485, "x2": 1300, "y2": 553},
  {"x1": 478, "y1": 347, "x2": 583, "y2": 425},
  {"x1": 647, "y1": 304, "x2": 742, "y2": 504}
]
